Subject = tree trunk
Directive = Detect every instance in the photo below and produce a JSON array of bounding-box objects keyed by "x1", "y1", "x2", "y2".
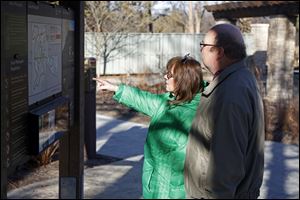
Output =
[
  {"x1": 147, "y1": 2, "x2": 153, "y2": 33},
  {"x1": 188, "y1": 1, "x2": 194, "y2": 33},
  {"x1": 195, "y1": 3, "x2": 201, "y2": 33},
  {"x1": 103, "y1": 56, "x2": 107, "y2": 75}
]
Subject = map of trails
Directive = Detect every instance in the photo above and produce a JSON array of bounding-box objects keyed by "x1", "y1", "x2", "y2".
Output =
[{"x1": 28, "y1": 15, "x2": 62, "y2": 105}]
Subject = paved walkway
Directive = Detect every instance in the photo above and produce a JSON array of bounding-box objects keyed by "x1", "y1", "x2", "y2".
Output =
[{"x1": 8, "y1": 115, "x2": 299, "y2": 199}]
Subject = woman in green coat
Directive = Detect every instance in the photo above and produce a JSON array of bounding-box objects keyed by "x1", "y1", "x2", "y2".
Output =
[{"x1": 93, "y1": 55, "x2": 205, "y2": 199}]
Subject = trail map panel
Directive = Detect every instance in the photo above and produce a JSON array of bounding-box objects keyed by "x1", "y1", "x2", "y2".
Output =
[{"x1": 28, "y1": 14, "x2": 62, "y2": 105}]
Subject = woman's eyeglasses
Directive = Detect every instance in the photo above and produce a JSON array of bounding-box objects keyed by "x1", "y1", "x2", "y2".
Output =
[
  {"x1": 200, "y1": 41, "x2": 219, "y2": 49},
  {"x1": 166, "y1": 53, "x2": 191, "y2": 79},
  {"x1": 166, "y1": 71, "x2": 173, "y2": 79}
]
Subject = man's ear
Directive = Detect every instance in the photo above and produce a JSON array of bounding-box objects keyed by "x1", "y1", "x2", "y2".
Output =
[{"x1": 217, "y1": 47, "x2": 225, "y2": 59}]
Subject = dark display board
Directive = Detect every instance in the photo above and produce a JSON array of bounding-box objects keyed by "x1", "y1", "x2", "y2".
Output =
[
  {"x1": 1, "y1": 1, "x2": 74, "y2": 175},
  {"x1": 2, "y1": 3, "x2": 82, "y2": 197},
  {"x1": 2, "y1": 1, "x2": 29, "y2": 170}
]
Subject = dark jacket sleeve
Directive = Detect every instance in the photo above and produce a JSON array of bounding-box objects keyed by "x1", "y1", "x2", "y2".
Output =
[{"x1": 206, "y1": 101, "x2": 248, "y2": 198}]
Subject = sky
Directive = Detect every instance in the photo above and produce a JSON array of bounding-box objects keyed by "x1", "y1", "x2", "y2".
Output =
[{"x1": 152, "y1": 1, "x2": 224, "y2": 10}]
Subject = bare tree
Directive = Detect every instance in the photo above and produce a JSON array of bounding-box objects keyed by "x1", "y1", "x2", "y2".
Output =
[
  {"x1": 195, "y1": 2, "x2": 207, "y2": 33},
  {"x1": 153, "y1": 1, "x2": 208, "y2": 33},
  {"x1": 85, "y1": 1, "x2": 153, "y2": 75}
]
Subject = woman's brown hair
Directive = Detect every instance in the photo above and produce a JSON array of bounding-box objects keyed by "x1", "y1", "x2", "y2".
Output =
[{"x1": 166, "y1": 56, "x2": 204, "y2": 105}]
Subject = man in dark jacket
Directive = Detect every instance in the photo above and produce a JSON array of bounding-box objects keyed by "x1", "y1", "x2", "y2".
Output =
[{"x1": 184, "y1": 23, "x2": 265, "y2": 199}]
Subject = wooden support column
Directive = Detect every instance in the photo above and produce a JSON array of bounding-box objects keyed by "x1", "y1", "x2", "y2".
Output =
[
  {"x1": 59, "y1": 1, "x2": 85, "y2": 199},
  {"x1": 266, "y1": 15, "x2": 296, "y2": 102},
  {"x1": 264, "y1": 15, "x2": 297, "y2": 141}
]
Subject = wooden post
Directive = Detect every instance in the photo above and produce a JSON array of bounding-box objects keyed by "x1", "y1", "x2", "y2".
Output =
[
  {"x1": 84, "y1": 58, "x2": 96, "y2": 159},
  {"x1": 1, "y1": 2, "x2": 8, "y2": 198},
  {"x1": 59, "y1": 1, "x2": 85, "y2": 199}
]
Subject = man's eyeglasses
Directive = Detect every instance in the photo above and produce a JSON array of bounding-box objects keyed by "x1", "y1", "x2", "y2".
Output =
[{"x1": 200, "y1": 41, "x2": 219, "y2": 49}]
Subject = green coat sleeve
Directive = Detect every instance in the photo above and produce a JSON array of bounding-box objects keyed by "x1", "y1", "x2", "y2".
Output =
[{"x1": 113, "y1": 84, "x2": 167, "y2": 117}]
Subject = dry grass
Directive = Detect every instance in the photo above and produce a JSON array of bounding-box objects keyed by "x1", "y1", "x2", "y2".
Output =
[
  {"x1": 264, "y1": 97, "x2": 299, "y2": 145},
  {"x1": 34, "y1": 141, "x2": 60, "y2": 166},
  {"x1": 281, "y1": 98, "x2": 299, "y2": 144}
]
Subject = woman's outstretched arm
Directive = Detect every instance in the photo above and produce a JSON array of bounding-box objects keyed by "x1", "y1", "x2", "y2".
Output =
[
  {"x1": 93, "y1": 77, "x2": 166, "y2": 117},
  {"x1": 93, "y1": 77, "x2": 119, "y2": 92}
]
